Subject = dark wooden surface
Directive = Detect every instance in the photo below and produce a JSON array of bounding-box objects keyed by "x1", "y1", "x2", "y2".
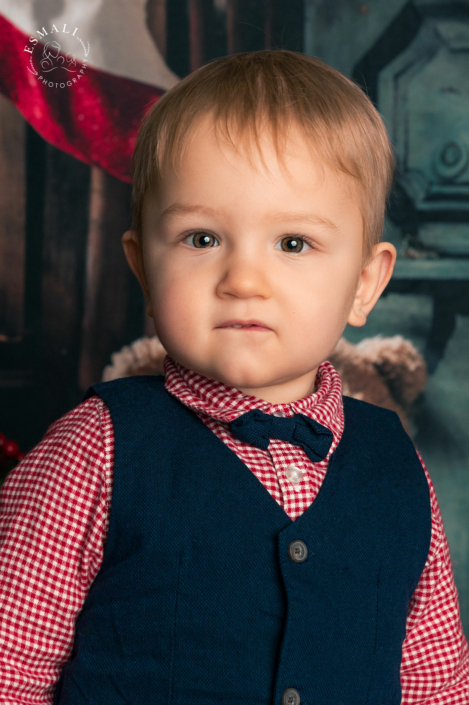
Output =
[
  {"x1": 0, "y1": 95, "x2": 26, "y2": 345},
  {"x1": 78, "y1": 169, "x2": 140, "y2": 391},
  {"x1": 41, "y1": 143, "x2": 91, "y2": 408}
]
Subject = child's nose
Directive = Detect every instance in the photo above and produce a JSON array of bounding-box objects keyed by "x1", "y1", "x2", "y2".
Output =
[{"x1": 216, "y1": 252, "x2": 272, "y2": 299}]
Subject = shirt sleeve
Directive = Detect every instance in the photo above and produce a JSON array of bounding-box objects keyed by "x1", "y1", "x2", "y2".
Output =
[
  {"x1": 0, "y1": 396, "x2": 114, "y2": 705},
  {"x1": 400, "y1": 449, "x2": 469, "y2": 703}
]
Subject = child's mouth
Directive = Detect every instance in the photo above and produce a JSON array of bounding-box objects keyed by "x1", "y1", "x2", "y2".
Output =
[
  {"x1": 217, "y1": 321, "x2": 271, "y2": 331},
  {"x1": 230, "y1": 324, "x2": 268, "y2": 330}
]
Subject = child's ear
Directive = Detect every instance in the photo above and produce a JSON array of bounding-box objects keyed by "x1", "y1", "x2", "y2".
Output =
[
  {"x1": 347, "y1": 242, "x2": 397, "y2": 327},
  {"x1": 122, "y1": 230, "x2": 153, "y2": 317}
]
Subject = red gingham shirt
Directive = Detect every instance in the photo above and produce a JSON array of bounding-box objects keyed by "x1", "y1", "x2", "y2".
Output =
[{"x1": 0, "y1": 356, "x2": 468, "y2": 703}]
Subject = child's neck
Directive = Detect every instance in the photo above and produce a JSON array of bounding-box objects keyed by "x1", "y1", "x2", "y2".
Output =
[{"x1": 235, "y1": 366, "x2": 320, "y2": 405}]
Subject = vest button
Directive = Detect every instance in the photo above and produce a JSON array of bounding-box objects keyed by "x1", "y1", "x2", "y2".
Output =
[
  {"x1": 288, "y1": 540, "x2": 308, "y2": 563},
  {"x1": 282, "y1": 687, "x2": 301, "y2": 705}
]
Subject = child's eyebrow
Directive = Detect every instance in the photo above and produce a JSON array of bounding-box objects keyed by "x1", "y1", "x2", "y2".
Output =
[{"x1": 159, "y1": 202, "x2": 338, "y2": 231}]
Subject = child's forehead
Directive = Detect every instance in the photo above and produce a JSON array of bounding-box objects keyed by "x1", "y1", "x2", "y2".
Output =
[
  {"x1": 137, "y1": 111, "x2": 365, "y2": 238},
  {"x1": 143, "y1": 133, "x2": 363, "y2": 244},
  {"x1": 181, "y1": 111, "x2": 316, "y2": 169},
  {"x1": 155, "y1": 117, "x2": 351, "y2": 208}
]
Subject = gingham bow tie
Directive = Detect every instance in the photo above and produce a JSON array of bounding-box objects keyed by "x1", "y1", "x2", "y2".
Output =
[{"x1": 230, "y1": 409, "x2": 334, "y2": 464}]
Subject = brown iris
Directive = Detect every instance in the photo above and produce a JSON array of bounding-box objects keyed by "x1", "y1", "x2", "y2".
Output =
[
  {"x1": 280, "y1": 237, "x2": 304, "y2": 253},
  {"x1": 192, "y1": 232, "x2": 216, "y2": 248}
]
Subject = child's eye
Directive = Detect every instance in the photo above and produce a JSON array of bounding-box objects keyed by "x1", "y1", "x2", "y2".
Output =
[
  {"x1": 184, "y1": 231, "x2": 219, "y2": 248},
  {"x1": 276, "y1": 236, "x2": 313, "y2": 253}
]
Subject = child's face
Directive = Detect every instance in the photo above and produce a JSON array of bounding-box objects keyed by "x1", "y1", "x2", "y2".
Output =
[{"x1": 123, "y1": 114, "x2": 396, "y2": 403}]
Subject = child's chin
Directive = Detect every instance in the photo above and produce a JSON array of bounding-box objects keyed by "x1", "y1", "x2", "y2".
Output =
[{"x1": 208, "y1": 361, "x2": 275, "y2": 390}]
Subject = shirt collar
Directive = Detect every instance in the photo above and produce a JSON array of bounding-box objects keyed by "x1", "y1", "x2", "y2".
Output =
[{"x1": 163, "y1": 354, "x2": 344, "y2": 428}]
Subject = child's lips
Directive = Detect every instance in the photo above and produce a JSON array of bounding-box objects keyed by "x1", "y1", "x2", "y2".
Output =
[{"x1": 217, "y1": 319, "x2": 271, "y2": 331}]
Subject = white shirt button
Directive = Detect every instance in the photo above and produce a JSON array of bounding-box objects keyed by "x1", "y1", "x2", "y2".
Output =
[
  {"x1": 285, "y1": 465, "x2": 304, "y2": 485},
  {"x1": 273, "y1": 410, "x2": 286, "y2": 417}
]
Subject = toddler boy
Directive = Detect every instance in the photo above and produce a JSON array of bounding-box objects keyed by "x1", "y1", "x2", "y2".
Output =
[{"x1": 0, "y1": 50, "x2": 468, "y2": 704}]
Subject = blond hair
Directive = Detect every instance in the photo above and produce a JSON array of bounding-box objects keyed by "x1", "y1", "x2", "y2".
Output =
[{"x1": 131, "y1": 49, "x2": 395, "y2": 265}]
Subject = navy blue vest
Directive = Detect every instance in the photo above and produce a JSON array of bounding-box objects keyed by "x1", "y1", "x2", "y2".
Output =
[{"x1": 53, "y1": 375, "x2": 431, "y2": 705}]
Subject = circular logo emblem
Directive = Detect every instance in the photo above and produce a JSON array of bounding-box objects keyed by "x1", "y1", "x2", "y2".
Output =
[{"x1": 25, "y1": 23, "x2": 90, "y2": 89}]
